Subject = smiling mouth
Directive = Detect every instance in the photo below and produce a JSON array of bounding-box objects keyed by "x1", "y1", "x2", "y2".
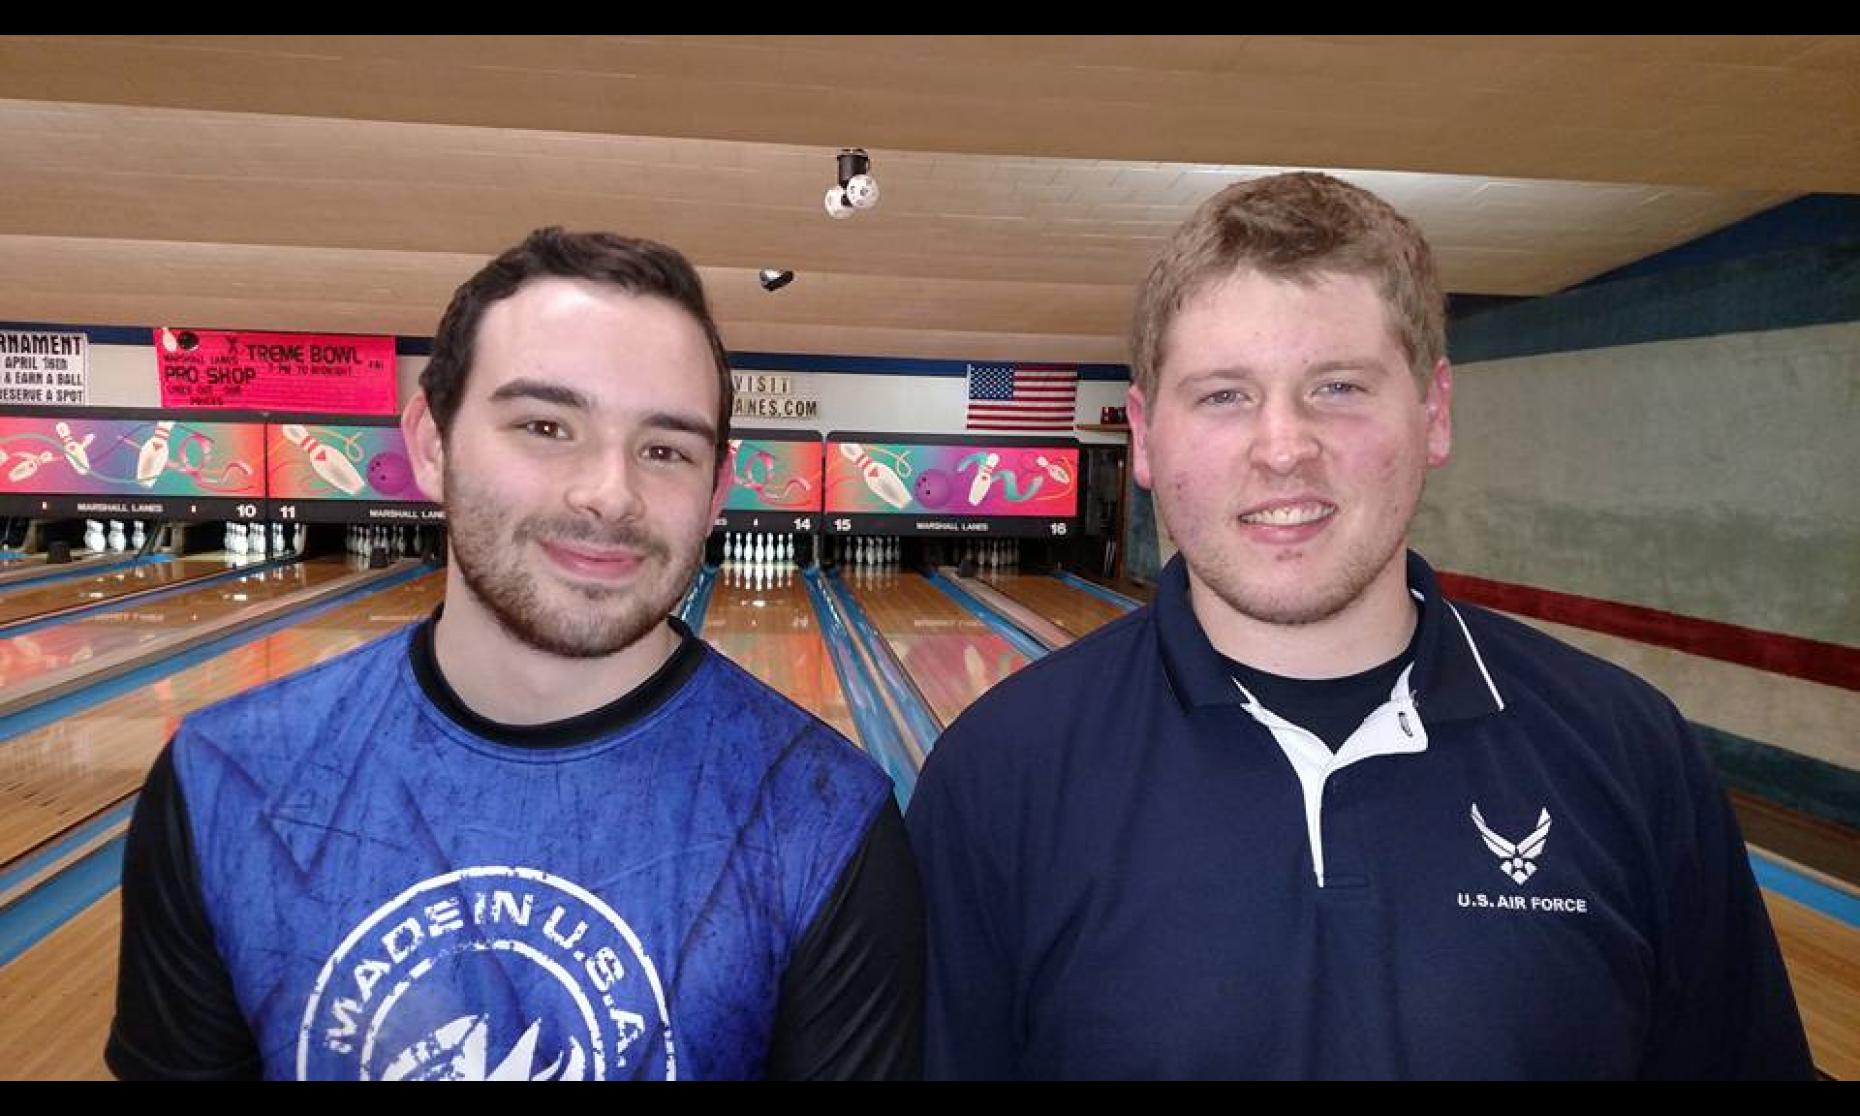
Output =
[
  {"x1": 1238, "y1": 502, "x2": 1335, "y2": 527},
  {"x1": 541, "y1": 540, "x2": 647, "y2": 578}
]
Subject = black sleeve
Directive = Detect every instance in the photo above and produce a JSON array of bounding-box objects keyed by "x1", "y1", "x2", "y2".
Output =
[
  {"x1": 105, "y1": 740, "x2": 263, "y2": 1081},
  {"x1": 766, "y1": 798, "x2": 924, "y2": 1080}
]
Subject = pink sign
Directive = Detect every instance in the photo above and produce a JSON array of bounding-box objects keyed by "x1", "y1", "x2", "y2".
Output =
[{"x1": 155, "y1": 328, "x2": 398, "y2": 414}]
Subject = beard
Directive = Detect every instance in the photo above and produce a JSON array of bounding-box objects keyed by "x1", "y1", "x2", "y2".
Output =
[
  {"x1": 1183, "y1": 526, "x2": 1399, "y2": 628},
  {"x1": 1159, "y1": 474, "x2": 1424, "y2": 630},
  {"x1": 443, "y1": 463, "x2": 702, "y2": 659}
]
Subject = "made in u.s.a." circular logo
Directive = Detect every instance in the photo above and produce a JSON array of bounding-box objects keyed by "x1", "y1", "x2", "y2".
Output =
[{"x1": 296, "y1": 866, "x2": 675, "y2": 1080}]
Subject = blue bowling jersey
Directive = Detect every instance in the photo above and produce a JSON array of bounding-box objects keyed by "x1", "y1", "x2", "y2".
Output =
[{"x1": 107, "y1": 616, "x2": 915, "y2": 1080}]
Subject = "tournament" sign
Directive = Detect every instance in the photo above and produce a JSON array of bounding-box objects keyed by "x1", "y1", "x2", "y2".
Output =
[{"x1": 0, "y1": 331, "x2": 89, "y2": 406}]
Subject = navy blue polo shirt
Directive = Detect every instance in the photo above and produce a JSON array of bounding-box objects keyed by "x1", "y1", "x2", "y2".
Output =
[{"x1": 906, "y1": 552, "x2": 1812, "y2": 1080}]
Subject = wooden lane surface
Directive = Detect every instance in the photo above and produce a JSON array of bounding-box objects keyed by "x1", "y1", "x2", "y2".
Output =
[
  {"x1": 0, "y1": 554, "x2": 247, "y2": 626},
  {"x1": 0, "y1": 572, "x2": 446, "y2": 873},
  {"x1": 1078, "y1": 572, "x2": 1154, "y2": 605},
  {"x1": 978, "y1": 571, "x2": 1130, "y2": 640},
  {"x1": 701, "y1": 570, "x2": 858, "y2": 743},
  {"x1": 1767, "y1": 890, "x2": 1860, "y2": 1080},
  {"x1": 0, "y1": 892, "x2": 118, "y2": 1080},
  {"x1": 0, "y1": 557, "x2": 362, "y2": 696},
  {"x1": 841, "y1": 567, "x2": 1031, "y2": 728},
  {"x1": 0, "y1": 552, "x2": 116, "y2": 588}
]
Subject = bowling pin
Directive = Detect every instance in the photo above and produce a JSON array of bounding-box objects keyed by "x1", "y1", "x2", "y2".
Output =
[
  {"x1": 281, "y1": 425, "x2": 366, "y2": 495},
  {"x1": 6, "y1": 450, "x2": 53, "y2": 482},
  {"x1": 84, "y1": 519, "x2": 105, "y2": 553},
  {"x1": 967, "y1": 453, "x2": 1000, "y2": 506},
  {"x1": 294, "y1": 523, "x2": 308, "y2": 555},
  {"x1": 107, "y1": 520, "x2": 126, "y2": 552},
  {"x1": 53, "y1": 421, "x2": 94, "y2": 476},
  {"x1": 839, "y1": 443, "x2": 912, "y2": 510},
  {"x1": 1034, "y1": 455, "x2": 1072, "y2": 484},
  {"x1": 137, "y1": 421, "x2": 176, "y2": 487},
  {"x1": 131, "y1": 521, "x2": 147, "y2": 550}
]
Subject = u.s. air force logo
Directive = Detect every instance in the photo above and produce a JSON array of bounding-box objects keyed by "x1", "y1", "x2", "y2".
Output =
[
  {"x1": 1458, "y1": 803, "x2": 1589, "y2": 915},
  {"x1": 296, "y1": 866, "x2": 675, "y2": 1080},
  {"x1": 1470, "y1": 803, "x2": 1551, "y2": 886}
]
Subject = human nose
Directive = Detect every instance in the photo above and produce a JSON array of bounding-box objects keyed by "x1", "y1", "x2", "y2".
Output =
[
  {"x1": 1247, "y1": 395, "x2": 1320, "y2": 475},
  {"x1": 562, "y1": 443, "x2": 646, "y2": 522}
]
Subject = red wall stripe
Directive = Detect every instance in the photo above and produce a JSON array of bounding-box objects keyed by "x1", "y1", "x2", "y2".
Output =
[{"x1": 1436, "y1": 571, "x2": 1860, "y2": 692}]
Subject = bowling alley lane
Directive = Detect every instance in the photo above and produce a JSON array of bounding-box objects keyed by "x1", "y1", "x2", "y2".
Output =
[
  {"x1": 0, "y1": 556, "x2": 368, "y2": 702},
  {"x1": 0, "y1": 573, "x2": 447, "y2": 1081},
  {"x1": 0, "y1": 571, "x2": 446, "y2": 872},
  {"x1": 701, "y1": 569, "x2": 859, "y2": 743},
  {"x1": 0, "y1": 891, "x2": 118, "y2": 1080},
  {"x1": 0, "y1": 550, "x2": 122, "y2": 588},
  {"x1": 975, "y1": 569, "x2": 1131, "y2": 641},
  {"x1": 0, "y1": 553, "x2": 254, "y2": 627},
  {"x1": 840, "y1": 565, "x2": 1032, "y2": 728}
]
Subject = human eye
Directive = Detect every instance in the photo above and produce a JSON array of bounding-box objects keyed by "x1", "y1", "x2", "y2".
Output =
[
  {"x1": 1314, "y1": 379, "x2": 1367, "y2": 399},
  {"x1": 518, "y1": 418, "x2": 571, "y2": 440},
  {"x1": 1199, "y1": 388, "x2": 1242, "y2": 408},
  {"x1": 644, "y1": 443, "x2": 697, "y2": 466}
]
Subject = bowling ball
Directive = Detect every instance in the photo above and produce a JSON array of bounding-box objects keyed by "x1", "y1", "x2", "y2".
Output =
[
  {"x1": 914, "y1": 468, "x2": 953, "y2": 509},
  {"x1": 366, "y1": 451, "x2": 413, "y2": 497}
]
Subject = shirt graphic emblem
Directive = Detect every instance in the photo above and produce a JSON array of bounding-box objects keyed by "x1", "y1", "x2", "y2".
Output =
[{"x1": 1470, "y1": 804, "x2": 1551, "y2": 886}]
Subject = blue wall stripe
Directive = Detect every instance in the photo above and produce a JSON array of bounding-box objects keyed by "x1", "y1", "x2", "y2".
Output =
[
  {"x1": 1449, "y1": 240, "x2": 1860, "y2": 364},
  {"x1": 1694, "y1": 723, "x2": 1860, "y2": 833},
  {"x1": 1578, "y1": 196, "x2": 1860, "y2": 289}
]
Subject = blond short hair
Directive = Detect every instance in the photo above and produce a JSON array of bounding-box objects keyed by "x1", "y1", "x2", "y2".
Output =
[{"x1": 1130, "y1": 171, "x2": 1445, "y2": 399}]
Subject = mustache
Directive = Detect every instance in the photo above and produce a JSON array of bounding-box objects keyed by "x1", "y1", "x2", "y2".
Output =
[{"x1": 512, "y1": 518, "x2": 672, "y2": 557}]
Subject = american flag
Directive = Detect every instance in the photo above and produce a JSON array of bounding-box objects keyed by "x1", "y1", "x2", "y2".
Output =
[{"x1": 965, "y1": 363, "x2": 1078, "y2": 432}]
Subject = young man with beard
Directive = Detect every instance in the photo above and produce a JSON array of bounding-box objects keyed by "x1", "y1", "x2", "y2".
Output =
[
  {"x1": 905, "y1": 174, "x2": 1812, "y2": 1079},
  {"x1": 107, "y1": 229, "x2": 922, "y2": 1081}
]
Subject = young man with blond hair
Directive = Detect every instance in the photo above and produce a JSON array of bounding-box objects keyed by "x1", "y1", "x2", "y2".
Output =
[{"x1": 907, "y1": 173, "x2": 1812, "y2": 1080}]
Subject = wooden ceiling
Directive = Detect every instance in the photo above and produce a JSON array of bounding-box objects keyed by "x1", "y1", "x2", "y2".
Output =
[{"x1": 1, "y1": 36, "x2": 1853, "y2": 363}]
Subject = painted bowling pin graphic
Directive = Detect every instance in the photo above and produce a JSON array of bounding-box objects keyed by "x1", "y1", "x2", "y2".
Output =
[
  {"x1": 281, "y1": 425, "x2": 366, "y2": 495},
  {"x1": 137, "y1": 421, "x2": 176, "y2": 487},
  {"x1": 967, "y1": 452, "x2": 1000, "y2": 507},
  {"x1": 1034, "y1": 454, "x2": 1071, "y2": 485},
  {"x1": 54, "y1": 422, "x2": 94, "y2": 476},
  {"x1": 6, "y1": 450, "x2": 53, "y2": 482},
  {"x1": 840, "y1": 443, "x2": 912, "y2": 510}
]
